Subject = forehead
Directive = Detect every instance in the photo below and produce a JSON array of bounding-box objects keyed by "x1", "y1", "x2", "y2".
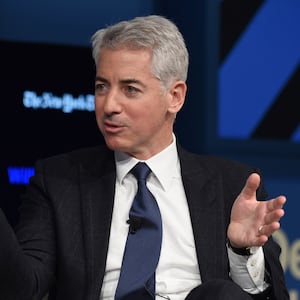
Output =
[
  {"x1": 97, "y1": 47, "x2": 152, "y2": 66},
  {"x1": 96, "y1": 47, "x2": 155, "y2": 80}
]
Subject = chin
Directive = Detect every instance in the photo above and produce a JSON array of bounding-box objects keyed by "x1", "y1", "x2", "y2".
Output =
[{"x1": 104, "y1": 137, "x2": 129, "y2": 152}]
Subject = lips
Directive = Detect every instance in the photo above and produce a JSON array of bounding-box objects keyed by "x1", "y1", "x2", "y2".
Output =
[{"x1": 103, "y1": 120, "x2": 125, "y2": 134}]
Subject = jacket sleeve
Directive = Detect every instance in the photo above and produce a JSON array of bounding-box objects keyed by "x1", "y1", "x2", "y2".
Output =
[
  {"x1": 0, "y1": 161, "x2": 56, "y2": 300},
  {"x1": 259, "y1": 237, "x2": 289, "y2": 300},
  {"x1": 220, "y1": 159, "x2": 289, "y2": 300}
]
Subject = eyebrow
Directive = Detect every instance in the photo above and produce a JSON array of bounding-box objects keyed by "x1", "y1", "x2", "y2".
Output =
[
  {"x1": 95, "y1": 76, "x2": 108, "y2": 83},
  {"x1": 95, "y1": 76, "x2": 146, "y2": 88}
]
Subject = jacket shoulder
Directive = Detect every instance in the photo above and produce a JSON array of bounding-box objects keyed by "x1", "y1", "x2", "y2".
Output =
[
  {"x1": 178, "y1": 146, "x2": 257, "y2": 174},
  {"x1": 178, "y1": 146, "x2": 267, "y2": 199},
  {"x1": 34, "y1": 144, "x2": 114, "y2": 177}
]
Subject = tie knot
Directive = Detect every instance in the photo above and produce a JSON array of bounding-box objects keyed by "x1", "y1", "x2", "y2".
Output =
[{"x1": 131, "y1": 162, "x2": 151, "y2": 181}]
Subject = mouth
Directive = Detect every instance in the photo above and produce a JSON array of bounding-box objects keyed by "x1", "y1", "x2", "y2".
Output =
[{"x1": 103, "y1": 120, "x2": 126, "y2": 134}]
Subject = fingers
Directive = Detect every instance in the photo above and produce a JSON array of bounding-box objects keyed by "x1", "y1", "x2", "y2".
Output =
[
  {"x1": 241, "y1": 173, "x2": 260, "y2": 200},
  {"x1": 257, "y1": 196, "x2": 286, "y2": 239},
  {"x1": 266, "y1": 206, "x2": 285, "y2": 221},
  {"x1": 263, "y1": 196, "x2": 286, "y2": 224},
  {"x1": 257, "y1": 221, "x2": 280, "y2": 238},
  {"x1": 267, "y1": 195, "x2": 286, "y2": 211}
]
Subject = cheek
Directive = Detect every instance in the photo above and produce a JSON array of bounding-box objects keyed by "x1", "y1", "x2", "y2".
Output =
[
  {"x1": 94, "y1": 97, "x2": 102, "y2": 110},
  {"x1": 134, "y1": 109, "x2": 166, "y2": 131},
  {"x1": 94, "y1": 103, "x2": 104, "y2": 126},
  {"x1": 94, "y1": 100, "x2": 104, "y2": 117}
]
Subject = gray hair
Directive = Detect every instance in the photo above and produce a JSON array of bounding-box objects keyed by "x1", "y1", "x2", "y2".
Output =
[{"x1": 91, "y1": 15, "x2": 189, "y2": 90}]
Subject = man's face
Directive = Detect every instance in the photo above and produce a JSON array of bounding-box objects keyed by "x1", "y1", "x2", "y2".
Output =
[{"x1": 94, "y1": 47, "x2": 185, "y2": 160}]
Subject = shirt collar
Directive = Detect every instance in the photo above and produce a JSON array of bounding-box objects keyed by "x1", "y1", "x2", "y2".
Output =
[{"x1": 114, "y1": 134, "x2": 180, "y2": 191}]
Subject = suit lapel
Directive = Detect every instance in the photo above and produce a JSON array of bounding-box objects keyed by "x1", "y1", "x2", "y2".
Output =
[
  {"x1": 178, "y1": 146, "x2": 229, "y2": 282},
  {"x1": 78, "y1": 147, "x2": 116, "y2": 299},
  {"x1": 76, "y1": 144, "x2": 230, "y2": 298}
]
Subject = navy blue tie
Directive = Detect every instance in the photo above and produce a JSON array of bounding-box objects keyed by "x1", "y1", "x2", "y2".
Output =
[{"x1": 115, "y1": 162, "x2": 162, "y2": 299}]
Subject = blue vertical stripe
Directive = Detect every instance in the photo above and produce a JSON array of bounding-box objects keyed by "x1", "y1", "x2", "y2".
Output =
[{"x1": 219, "y1": 0, "x2": 300, "y2": 139}]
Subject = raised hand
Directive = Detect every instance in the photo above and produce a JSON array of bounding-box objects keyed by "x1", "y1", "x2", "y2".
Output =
[{"x1": 227, "y1": 173, "x2": 286, "y2": 248}]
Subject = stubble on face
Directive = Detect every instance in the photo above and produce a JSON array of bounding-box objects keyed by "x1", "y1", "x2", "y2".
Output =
[{"x1": 94, "y1": 48, "x2": 176, "y2": 159}]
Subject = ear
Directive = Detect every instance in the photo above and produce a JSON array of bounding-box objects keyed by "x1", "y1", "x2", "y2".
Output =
[{"x1": 167, "y1": 80, "x2": 187, "y2": 114}]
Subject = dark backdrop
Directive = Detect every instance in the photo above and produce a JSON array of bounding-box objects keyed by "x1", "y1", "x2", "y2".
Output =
[{"x1": 0, "y1": 0, "x2": 299, "y2": 295}]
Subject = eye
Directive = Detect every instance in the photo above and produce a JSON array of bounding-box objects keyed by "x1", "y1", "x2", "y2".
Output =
[
  {"x1": 95, "y1": 83, "x2": 107, "y2": 94},
  {"x1": 125, "y1": 85, "x2": 139, "y2": 95}
]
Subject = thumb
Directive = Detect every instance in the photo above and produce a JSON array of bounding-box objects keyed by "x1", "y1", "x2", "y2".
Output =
[{"x1": 241, "y1": 173, "x2": 260, "y2": 200}]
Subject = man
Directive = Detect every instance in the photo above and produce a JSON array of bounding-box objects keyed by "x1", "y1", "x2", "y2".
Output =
[{"x1": 0, "y1": 15, "x2": 288, "y2": 300}]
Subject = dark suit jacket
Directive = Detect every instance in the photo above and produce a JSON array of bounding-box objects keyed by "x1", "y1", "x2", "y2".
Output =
[{"x1": 0, "y1": 144, "x2": 289, "y2": 300}]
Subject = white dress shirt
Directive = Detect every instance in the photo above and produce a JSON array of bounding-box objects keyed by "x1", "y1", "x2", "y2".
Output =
[{"x1": 100, "y1": 135, "x2": 267, "y2": 299}]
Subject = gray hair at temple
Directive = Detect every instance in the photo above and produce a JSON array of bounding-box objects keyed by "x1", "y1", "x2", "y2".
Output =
[{"x1": 91, "y1": 15, "x2": 189, "y2": 91}]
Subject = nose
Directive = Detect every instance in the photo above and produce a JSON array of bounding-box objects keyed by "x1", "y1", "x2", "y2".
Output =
[{"x1": 102, "y1": 89, "x2": 122, "y2": 115}]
